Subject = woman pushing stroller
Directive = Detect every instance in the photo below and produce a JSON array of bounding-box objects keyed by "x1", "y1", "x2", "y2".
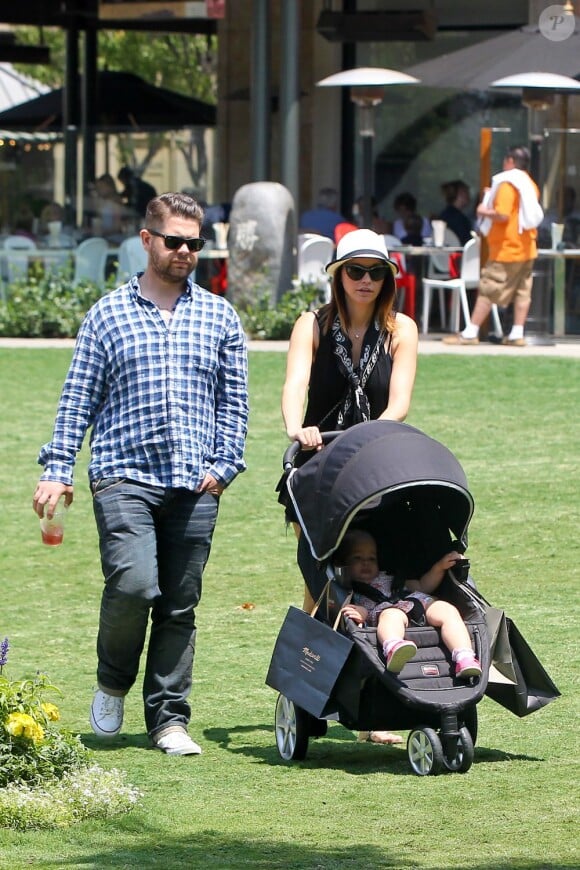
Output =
[
  {"x1": 280, "y1": 229, "x2": 418, "y2": 746},
  {"x1": 337, "y1": 530, "x2": 482, "y2": 678}
]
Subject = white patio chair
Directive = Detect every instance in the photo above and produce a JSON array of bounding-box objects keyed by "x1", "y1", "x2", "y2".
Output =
[
  {"x1": 422, "y1": 235, "x2": 503, "y2": 337},
  {"x1": 116, "y1": 235, "x2": 147, "y2": 282},
  {"x1": 383, "y1": 233, "x2": 402, "y2": 248},
  {"x1": 297, "y1": 236, "x2": 334, "y2": 300},
  {"x1": 73, "y1": 237, "x2": 109, "y2": 287},
  {"x1": 2, "y1": 235, "x2": 37, "y2": 284},
  {"x1": 422, "y1": 236, "x2": 480, "y2": 335}
]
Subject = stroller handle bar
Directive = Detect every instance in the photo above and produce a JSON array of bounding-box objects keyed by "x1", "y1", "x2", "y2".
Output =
[{"x1": 282, "y1": 431, "x2": 343, "y2": 472}]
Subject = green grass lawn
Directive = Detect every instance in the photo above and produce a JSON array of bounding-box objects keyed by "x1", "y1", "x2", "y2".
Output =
[{"x1": 0, "y1": 348, "x2": 578, "y2": 869}]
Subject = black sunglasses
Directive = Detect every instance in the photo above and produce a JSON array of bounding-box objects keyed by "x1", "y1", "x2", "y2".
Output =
[
  {"x1": 344, "y1": 263, "x2": 390, "y2": 282},
  {"x1": 147, "y1": 229, "x2": 206, "y2": 252}
]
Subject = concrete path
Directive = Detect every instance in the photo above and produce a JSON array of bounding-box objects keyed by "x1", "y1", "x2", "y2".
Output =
[
  {"x1": 0, "y1": 336, "x2": 579, "y2": 358},
  {"x1": 249, "y1": 336, "x2": 580, "y2": 358}
]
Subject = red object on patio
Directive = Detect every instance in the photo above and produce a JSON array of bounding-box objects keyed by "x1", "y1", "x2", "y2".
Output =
[
  {"x1": 390, "y1": 251, "x2": 416, "y2": 321},
  {"x1": 210, "y1": 260, "x2": 228, "y2": 295},
  {"x1": 448, "y1": 252, "x2": 462, "y2": 279},
  {"x1": 333, "y1": 222, "x2": 359, "y2": 244}
]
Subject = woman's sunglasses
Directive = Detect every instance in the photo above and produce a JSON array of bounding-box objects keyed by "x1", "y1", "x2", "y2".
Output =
[
  {"x1": 147, "y1": 229, "x2": 206, "y2": 252},
  {"x1": 344, "y1": 263, "x2": 390, "y2": 282}
]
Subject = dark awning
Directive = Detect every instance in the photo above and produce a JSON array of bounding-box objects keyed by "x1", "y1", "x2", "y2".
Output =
[{"x1": 0, "y1": 71, "x2": 216, "y2": 132}]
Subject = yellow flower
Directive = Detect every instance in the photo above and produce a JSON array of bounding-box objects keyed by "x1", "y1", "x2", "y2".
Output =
[
  {"x1": 41, "y1": 702, "x2": 60, "y2": 722},
  {"x1": 5, "y1": 712, "x2": 45, "y2": 743}
]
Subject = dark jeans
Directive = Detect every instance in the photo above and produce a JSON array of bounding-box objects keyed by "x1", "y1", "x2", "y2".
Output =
[{"x1": 92, "y1": 478, "x2": 219, "y2": 737}]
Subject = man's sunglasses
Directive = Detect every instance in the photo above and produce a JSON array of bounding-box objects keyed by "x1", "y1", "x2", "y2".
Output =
[
  {"x1": 344, "y1": 263, "x2": 390, "y2": 282},
  {"x1": 147, "y1": 229, "x2": 206, "y2": 252}
]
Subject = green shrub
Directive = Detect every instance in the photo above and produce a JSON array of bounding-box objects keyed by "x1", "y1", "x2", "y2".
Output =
[
  {"x1": 0, "y1": 665, "x2": 90, "y2": 789},
  {"x1": 239, "y1": 283, "x2": 326, "y2": 340},
  {"x1": 0, "y1": 639, "x2": 141, "y2": 829},
  {"x1": 0, "y1": 267, "x2": 111, "y2": 338}
]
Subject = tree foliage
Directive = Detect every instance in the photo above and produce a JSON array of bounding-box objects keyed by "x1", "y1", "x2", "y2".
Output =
[
  {"x1": 14, "y1": 27, "x2": 217, "y2": 103},
  {"x1": 13, "y1": 26, "x2": 217, "y2": 187}
]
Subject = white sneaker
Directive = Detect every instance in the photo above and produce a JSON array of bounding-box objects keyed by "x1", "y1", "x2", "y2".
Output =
[
  {"x1": 154, "y1": 728, "x2": 202, "y2": 756},
  {"x1": 90, "y1": 689, "x2": 124, "y2": 739}
]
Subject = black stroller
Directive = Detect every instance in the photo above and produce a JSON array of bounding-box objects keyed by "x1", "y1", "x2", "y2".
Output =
[{"x1": 267, "y1": 420, "x2": 559, "y2": 776}]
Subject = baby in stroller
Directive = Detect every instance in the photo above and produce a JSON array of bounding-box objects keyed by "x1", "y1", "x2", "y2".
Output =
[{"x1": 337, "y1": 529, "x2": 482, "y2": 678}]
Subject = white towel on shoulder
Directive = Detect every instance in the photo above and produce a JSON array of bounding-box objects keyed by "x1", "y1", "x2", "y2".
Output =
[{"x1": 479, "y1": 168, "x2": 543, "y2": 236}]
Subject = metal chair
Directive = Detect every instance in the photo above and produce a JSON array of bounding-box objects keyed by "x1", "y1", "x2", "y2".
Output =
[
  {"x1": 73, "y1": 237, "x2": 109, "y2": 287},
  {"x1": 116, "y1": 235, "x2": 147, "y2": 282}
]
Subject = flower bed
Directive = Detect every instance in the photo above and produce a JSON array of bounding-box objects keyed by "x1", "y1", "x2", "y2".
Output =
[{"x1": 0, "y1": 637, "x2": 141, "y2": 830}]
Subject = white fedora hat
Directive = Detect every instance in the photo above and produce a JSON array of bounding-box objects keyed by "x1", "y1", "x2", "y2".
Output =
[{"x1": 326, "y1": 228, "x2": 398, "y2": 277}]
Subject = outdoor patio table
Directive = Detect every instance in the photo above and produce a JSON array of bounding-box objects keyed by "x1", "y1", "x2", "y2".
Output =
[{"x1": 537, "y1": 247, "x2": 580, "y2": 337}]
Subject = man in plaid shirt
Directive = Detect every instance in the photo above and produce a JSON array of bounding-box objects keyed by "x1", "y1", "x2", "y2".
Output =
[{"x1": 33, "y1": 193, "x2": 248, "y2": 756}]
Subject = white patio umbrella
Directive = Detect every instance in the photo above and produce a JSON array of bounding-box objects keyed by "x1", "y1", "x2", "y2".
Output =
[
  {"x1": 317, "y1": 68, "x2": 419, "y2": 228},
  {"x1": 490, "y1": 72, "x2": 580, "y2": 220},
  {"x1": 403, "y1": 21, "x2": 580, "y2": 89}
]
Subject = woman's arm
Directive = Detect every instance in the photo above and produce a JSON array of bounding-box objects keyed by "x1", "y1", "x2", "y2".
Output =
[
  {"x1": 281, "y1": 311, "x2": 323, "y2": 448},
  {"x1": 405, "y1": 551, "x2": 462, "y2": 594},
  {"x1": 377, "y1": 312, "x2": 418, "y2": 422}
]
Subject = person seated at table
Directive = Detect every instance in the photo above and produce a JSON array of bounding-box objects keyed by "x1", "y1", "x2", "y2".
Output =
[
  {"x1": 11, "y1": 203, "x2": 37, "y2": 241},
  {"x1": 117, "y1": 166, "x2": 157, "y2": 219},
  {"x1": 39, "y1": 201, "x2": 64, "y2": 229},
  {"x1": 538, "y1": 185, "x2": 580, "y2": 248},
  {"x1": 400, "y1": 213, "x2": 424, "y2": 246},
  {"x1": 85, "y1": 174, "x2": 127, "y2": 243},
  {"x1": 351, "y1": 196, "x2": 392, "y2": 234},
  {"x1": 392, "y1": 192, "x2": 431, "y2": 243},
  {"x1": 438, "y1": 180, "x2": 473, "y2": 245},
  {"x1": 38, "y1": 201, "x2": 76, "y2": 248},
  {"x1": 299, "y1": 187, "x2": 348, "y2": 240}
]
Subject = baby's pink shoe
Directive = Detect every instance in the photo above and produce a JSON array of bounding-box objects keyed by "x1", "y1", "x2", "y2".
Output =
[
  {"x1": 386, "y1": 640, "x2": 417, "y2": 673},
  {"x1": 455, "y1": 654, "x2": 482, "y2": 679}
]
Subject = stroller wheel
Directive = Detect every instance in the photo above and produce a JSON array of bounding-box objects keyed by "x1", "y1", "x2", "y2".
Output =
[
  {"x1": 442, "y1": 726, "x2": 474, "y2": 773},
  {"x1": 407, "y1": 727, "x2": 444, "y2": 776},
  {"x1": 274, "y1": 694, "x2": 309, "y2": 761},
  {"x1": 462, "y1": 705, "x2": 478, "y2": 745}
]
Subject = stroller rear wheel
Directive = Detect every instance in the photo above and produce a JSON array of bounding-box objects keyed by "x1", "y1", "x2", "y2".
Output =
[
  {"x1": 407, "y1": 727, "x2": 444, "y2": 776},
  {"x1": 275, "y1": 694, "x2": 309, "y2": 761}
]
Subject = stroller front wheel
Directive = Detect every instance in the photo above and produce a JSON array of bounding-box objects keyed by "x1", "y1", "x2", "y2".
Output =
[
  {"x1": 407, "y1": 727, "x2": 444, "y2": 776},
  {"x1": 275, "y1": 694, "x2": 309, "y2": 761},
  {"x1": 442, "y1": 726, "x2": 474, "y2": 773}
]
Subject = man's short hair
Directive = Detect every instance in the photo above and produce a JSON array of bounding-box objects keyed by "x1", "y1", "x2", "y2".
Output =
[
  {"x1": 394, "y1": 192, "x2": 417, "y2": 212},
  {"x1": 506, "y1": 146, "x2": 530, "y2": 171},
  {"x1": 145, "y1": 192, "x2": 204, "y2": 228},
  {"x1": 316, "y1": 187, "x2": 339, "y2": 210}
]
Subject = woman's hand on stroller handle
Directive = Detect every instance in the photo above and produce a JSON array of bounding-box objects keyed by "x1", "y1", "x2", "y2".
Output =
[{"x1": 282, "y1": 430, "x2": 343, "y2": 471}]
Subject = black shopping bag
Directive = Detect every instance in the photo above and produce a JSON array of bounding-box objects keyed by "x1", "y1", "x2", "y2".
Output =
[
  {"x1": 484, "y1": 607, "x2": 561, "y2": 717},
  {"x1": 266, "y1": 588, "x2": 357, "y2": 719}
]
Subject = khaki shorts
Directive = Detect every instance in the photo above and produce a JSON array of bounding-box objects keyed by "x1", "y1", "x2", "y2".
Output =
[{"x1": 479, "y1": 260, "x2": 534, "y2": 306}]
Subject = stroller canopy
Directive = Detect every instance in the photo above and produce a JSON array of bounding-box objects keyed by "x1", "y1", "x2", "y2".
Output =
[{"x1": 287, "y1": 420, "x2": 474, "y2": 570}]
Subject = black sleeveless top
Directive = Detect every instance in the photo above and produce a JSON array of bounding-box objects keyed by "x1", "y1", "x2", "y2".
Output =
[{"x1": 303, "y1": 308, "x2": 393, "y2": 431}]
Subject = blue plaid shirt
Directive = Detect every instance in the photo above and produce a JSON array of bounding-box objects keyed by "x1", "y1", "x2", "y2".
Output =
[{"x1": 38, "y1": 276, "x2": 248, "y2": 489}]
